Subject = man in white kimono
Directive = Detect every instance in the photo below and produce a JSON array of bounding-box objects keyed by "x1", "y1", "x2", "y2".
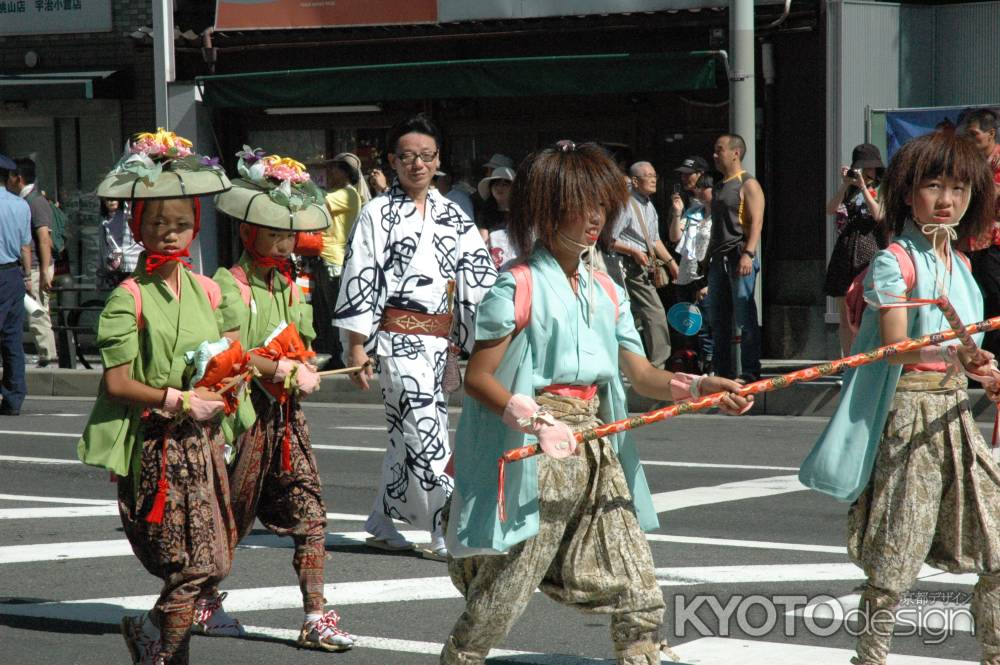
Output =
[{"x1": 335, "y1": 115, "x2": 497, "y2": 560}]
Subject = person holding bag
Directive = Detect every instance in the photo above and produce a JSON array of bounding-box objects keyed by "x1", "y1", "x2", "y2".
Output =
[{"x1": 611, "y1": 161, "x2": 676, "y2": 369}]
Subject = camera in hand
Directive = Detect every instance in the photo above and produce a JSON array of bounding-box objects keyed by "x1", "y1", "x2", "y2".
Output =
[{"x1": 847, "y1": 168, "x2": 861, "y2": 179}]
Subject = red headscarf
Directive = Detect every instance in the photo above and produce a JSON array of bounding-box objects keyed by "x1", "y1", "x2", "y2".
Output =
[
  {"x1": 131, "y1": 198, "x2": 201, "y2": 272},
  {"x1": 242, "y1": 224, "x2": 295, "y2": 303}
]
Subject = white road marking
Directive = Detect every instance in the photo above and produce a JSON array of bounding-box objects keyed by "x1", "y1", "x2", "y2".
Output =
[
  {"x1": 657, "y1": 562, "x2": 976, "y2": 587},
  {"x1": 0, "y1": 505, "x2": 120, "y2": 519},
  {"x1": 0, "y1": 531, "x2": 851, "y2": 565},
  {"x1": 0, "y1": 449, "x2": 800, "y2": 473},
  {"x1": 0, "y1": 455, "x2": 79, "y2": 465},
  {"x1": 646, "y1": 533, "x2": 846, "y2": 554},
  {"x1": 0, "y1": 493, "x2": 115, "y2": 505},
  {"x1": 651, "y1": 474, "x2": 805, "y2": 512},
  {"x1": 674, "y1": 637, "x2": 973, "y2": 664},
  {"x1": 0, "y1": 430, "x2": 79, "y2": 438}
]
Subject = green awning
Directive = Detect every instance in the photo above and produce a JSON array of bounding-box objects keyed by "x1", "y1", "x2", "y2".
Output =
[{"x1": 196, "y1": 52, "x2": 719, "y2": 109}]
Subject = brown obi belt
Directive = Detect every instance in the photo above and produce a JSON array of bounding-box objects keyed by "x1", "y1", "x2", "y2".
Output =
[
  {"x1": 539, "y1": 383, "x2": 598, "y2": 400},
  {"x1": 380, "y1": 307, "x2": 453, "y2": 338}
]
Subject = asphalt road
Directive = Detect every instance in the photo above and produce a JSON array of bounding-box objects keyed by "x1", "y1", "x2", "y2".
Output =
[{"x1": 0, "y1": 396, "x2": 988, "y2": 664}]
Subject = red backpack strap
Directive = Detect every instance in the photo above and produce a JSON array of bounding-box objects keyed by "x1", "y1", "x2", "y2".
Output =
[
  {"x1": 886, "y1": 243, "x2": 916, "y2": 292},
  {"x1": 119, "y1": 277, "x2": 143, "y2": 329},
  {"x1": 193, "y1": 273, "x2": 222, "y2": 310},
  {"x1": 228, "y1": 265, "x2": 253, "y2": 307},
  {"x1": 510, "y1": 263, "x2": 533, "y2": 335},
  {"x1": 592, "y1": 271, "x2": 620, "y2": 322}
]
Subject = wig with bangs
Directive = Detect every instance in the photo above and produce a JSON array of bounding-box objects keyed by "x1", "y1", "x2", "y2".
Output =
[
  {"x1": 882, "y1": 131, "x2": 993, "y2": 244},
  {"x1": 508, "y1": 142, "x2": 629, "y2": 258}
]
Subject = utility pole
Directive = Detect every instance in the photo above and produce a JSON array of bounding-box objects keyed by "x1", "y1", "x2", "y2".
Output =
[
  {"x1": 730, "y1": 0, "x2": 755, "y2": 173},
  {"x1": 152, "y1": 0, "x2": 175, "y2": 128}
]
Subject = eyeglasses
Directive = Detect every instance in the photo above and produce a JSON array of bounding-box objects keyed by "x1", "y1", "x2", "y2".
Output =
[{"x1": 395, "y1": 150, "x2": 439, "y2": 166}]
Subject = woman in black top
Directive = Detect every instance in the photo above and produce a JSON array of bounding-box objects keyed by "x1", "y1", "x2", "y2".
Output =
[{"x1": 823, "y1": 143, "x2": 886, "y2": 356}]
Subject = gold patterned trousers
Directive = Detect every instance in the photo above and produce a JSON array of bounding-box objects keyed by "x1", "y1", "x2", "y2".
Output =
[{"x1": 440, "y1": 393, "x2": 666, "y2": 665}]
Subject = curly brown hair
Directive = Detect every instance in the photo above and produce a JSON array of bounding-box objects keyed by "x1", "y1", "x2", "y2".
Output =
[
  {"x1": 508, "y1": 142, "x2": 629, "y2": 258},
  {"x1": 881, "y1": 131, "x2": 994, "y2": 244}
]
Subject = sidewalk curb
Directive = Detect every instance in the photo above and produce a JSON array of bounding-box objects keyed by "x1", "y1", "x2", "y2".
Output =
[{"x1": 25, "y1": 369, "x2": 1000, "y2": 423}]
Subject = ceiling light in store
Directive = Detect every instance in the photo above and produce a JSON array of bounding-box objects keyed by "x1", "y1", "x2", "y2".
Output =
[{"x1": 264, "y1": 104, "x2": 382, "y2": 115}]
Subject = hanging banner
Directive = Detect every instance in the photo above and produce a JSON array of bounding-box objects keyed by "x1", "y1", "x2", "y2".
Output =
[{"x1": 214, "y1": 0, "x2": 438, "y2": 30}]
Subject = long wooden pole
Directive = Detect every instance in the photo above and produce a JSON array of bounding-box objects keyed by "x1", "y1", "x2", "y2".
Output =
[{"x1": 493, "y1": 315, "x2": 1000, "y2": 521}]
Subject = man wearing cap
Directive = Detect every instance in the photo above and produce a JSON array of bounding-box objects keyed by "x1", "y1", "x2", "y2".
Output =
[
  {"x1": 0, "y1": 154, "x2": 31, "y2": 415},
  {"x1": 611, "y1": 161, "x2": 676, "y2": 369},
  {"x1": 313, "y1": 153, "x2": 363, "y2": 364}
]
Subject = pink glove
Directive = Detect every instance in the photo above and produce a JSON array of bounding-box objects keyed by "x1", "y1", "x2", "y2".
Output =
[
  {"x1": 271, "y1": 358, "x2": 295, "y2": 383},
  {"x1": 162, "y1": 387, "x2": 223, "y2": 422},
  {"x1": 502, "y1": 394, "x2": 577, "y2": 459},
  {"x1": 295, "y1": 363, "x2": 320, "y2": 395},
  {"x1": 921, "y1": 345, "x2": 1000, "y2": 385},
  {"x1": 669, "y1": 372, "x2": 704, "y2": 402}
]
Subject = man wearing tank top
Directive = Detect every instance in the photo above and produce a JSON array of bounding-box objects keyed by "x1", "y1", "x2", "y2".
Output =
[{"x1": 706, "y1": 133, "x2": 765, "y2": 382}]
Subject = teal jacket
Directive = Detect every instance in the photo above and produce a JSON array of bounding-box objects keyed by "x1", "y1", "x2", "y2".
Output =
[
  {"x1": 447, "y1": 248, "x2": 660, "y2": 554},
  {"x1": 800, "y1": 222, "x2": 984, "y2": 501}
]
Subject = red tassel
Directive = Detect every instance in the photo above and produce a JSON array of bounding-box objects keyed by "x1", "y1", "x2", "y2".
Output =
[
  {"x1": 146, "y1": 478, "x2": 168, "y2": 524},
  {"x1": 497, "y1": 457, "x2": 507, "y2": 523},
  {"x1": 282, "y1": 401, "x2": 292, "y2": 472},
  {"x1": 145, "y1": 433, "x2": 170, "y2": 524}
]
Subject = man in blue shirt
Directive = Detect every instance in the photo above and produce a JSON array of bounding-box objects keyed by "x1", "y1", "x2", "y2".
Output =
[{"x1": 0, "y1": 153, "x2": 33, "y2": 415}]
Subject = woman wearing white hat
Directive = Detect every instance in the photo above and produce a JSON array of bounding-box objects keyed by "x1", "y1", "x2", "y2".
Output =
[{"x1": 477, "y1": 166, "x2": 518, "y2": 269}]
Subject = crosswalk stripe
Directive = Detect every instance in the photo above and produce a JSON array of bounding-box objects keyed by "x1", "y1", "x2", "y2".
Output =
[
  {"x1": 0, "y1": 450, "x2": 801, "y2": 474},
  {"x1": 0, "y1": 493, "x2": 115, "y2": 505},
  {"x1": 0, "y1": 429, "x2": 78, "y2": 438},
  {"x1": 651, "y1": 474, "x2": 805, "y2": 512},
  {"x1": 646, "y1": 533, "x2": 846, "y2": 553},
  {"x1": 674, "y1": 637, "x2": 973, "y2": 664}
]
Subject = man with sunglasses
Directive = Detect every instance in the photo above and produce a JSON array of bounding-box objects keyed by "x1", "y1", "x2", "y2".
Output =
[{"x1": 334, "y1": 114, "x2": 497, "y2": 562}]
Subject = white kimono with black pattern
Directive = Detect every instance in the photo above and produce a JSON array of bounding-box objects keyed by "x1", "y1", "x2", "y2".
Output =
[{"x1": 334, "y1": 183, "x2": 497, "y2": 534}]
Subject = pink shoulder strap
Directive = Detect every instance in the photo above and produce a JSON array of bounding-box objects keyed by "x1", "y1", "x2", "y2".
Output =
[
  {"x1": 193, "y1": 273, "x2": 222, "y2": 310},
  {"x1": 119, "y1": 277, "x2": 143, "y2": 329},
  {"x1": 120, "y1": 272, "x2": 221, "y2": 331},
  {"x1": 886, "y1": 243, "x2": 916, "y2": 291},
  {"x1": 229, "y1": 265, "x2": 253, "y2": 307},
  {"x1": 955, "y1": 249, "x2": 972, "y2": 272},
  {"x1": 511, "y1": 263, "x2": 533, "y2": 334},
  {"x1": 593, "y1": 271, "x2": 620, "y2": 320},
  {"x1": 511, "y1": 264, "x2": 620, "y2": 335}
]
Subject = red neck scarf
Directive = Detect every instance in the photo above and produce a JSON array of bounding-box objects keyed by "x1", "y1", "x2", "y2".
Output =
[
  {"x1": 131, "y1": 199, "x2": 201, "y2": 273},
  {"x1": 243, "y1": 225, "x2": 295, "y2": 304}
]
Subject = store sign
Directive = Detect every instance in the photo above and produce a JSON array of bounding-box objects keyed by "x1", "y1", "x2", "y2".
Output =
[
  {"x1": 0, "y1": 0, "x2": 112, "y2": 36},
  {"x1": 215, "y1": 0, "x2": 438, "y2": 31}
]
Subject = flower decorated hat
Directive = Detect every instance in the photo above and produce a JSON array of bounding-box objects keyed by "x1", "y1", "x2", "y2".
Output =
[
  {"x1": 97, "y1": 128, "x2": 231, "y2": 200},
  {"x1": 214, "y1": 146, "x2": 331, "y2": 231}
]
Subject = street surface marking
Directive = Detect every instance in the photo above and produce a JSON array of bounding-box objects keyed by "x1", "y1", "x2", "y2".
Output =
[
  {"x1": 0, "y1": 505, "x2": 120, "y2": 519},
  {"x1": 0, "y1": 532, "x2": 852, "y2": 564},
  {"x1": 651, "y1": 474, "x2": 805, "y2": 512},
  {"x1": 0, "y1": 455, "x2": 79, "y2": 465},
  {"x1": 674, "y1": 637, "x2": 973, "y2": 664},
  {"x1": 641, "y1": 460, "x2": 798, "y2": 471},
  {"x1": 657, "y1": 562, "x2": 969, "y2": 587},
  {"x1": 311, "y1": 444, "x2": 385, "y2": 452},
  {"x1": 0, "y1": 493, "x2": 115, "y2": 505},
  {"x1": 646, "y1": 533, "x2": 846, "y2": 554},
  {"x1": 0, "y1": 430, "x2": 79, "y2": 438}
]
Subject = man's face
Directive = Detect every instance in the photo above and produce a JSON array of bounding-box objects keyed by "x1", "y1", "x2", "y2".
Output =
[
  {"x1": 387, "y1": 132, "x2": 440, "y2": 194},
  {"x1": 631, "y1": 165, "x2": 658, "y2": 197},
  {"x1": 713, "y1": 137, "x2": 738, "y2": 170},
  {"x1": 5, "y1": 172, "x2": 21, "y2": 194},
  {"x1": 966, "y1": 121, "x2": 997, "y2": 154}
]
